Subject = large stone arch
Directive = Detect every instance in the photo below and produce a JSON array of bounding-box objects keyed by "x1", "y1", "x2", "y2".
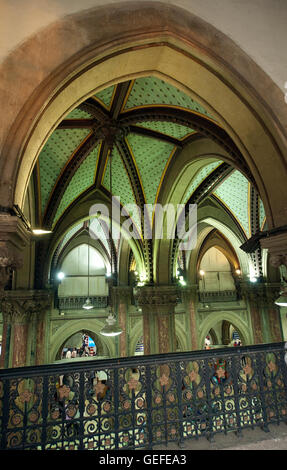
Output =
[
  {"x1": 49, "y1": 318, "x2": 116, "y2": 362},
  {"x1": 0, "y1": 2, "x2": 286, "y2": 234},
  {"x1": 198, "y1": 310, "x2": 253, "y2": 348},
  {"x1": 186, "y1": 213, "x2": 251, "y2": 285},
  {"x1": 42, "y1": 194, "x2": 146, "y2": 287}
]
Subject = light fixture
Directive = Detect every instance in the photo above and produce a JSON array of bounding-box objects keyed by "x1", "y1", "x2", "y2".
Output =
[
  {"x1": 275, "y1": 288, "x2": 287, "y2": 307},
  {"x1": 32, "y1": 228, "x2": 52, "y2": 235},
  {"x1": 83, "y1": 237, "x2": 93, "y2": 310},
  {"x1": 100, "y1": 310, "x2": 123, "y2": 336},
  {"x1": 82, "y1": 297, "x2": 94, "y2": 310},
  {"x1": 199, "y1": 270, "x2": 205, "y2": 276},
  {"x1": 235, "y1": 269, "x2": 241, "y2": 275},
  {"x1": 178, "y1": 275, "x2": 186, "y2": 286},
  {"x1": 57, "y1": 271, "x2": 65, "y2": 280},
  {"x1": 100, "y1": 146, "x2": 122, "y2": 336}
]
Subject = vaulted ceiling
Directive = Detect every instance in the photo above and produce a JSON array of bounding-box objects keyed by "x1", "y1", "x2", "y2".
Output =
[{"x1": 32, "y1": 75, "x2": 266, "y2": 283}]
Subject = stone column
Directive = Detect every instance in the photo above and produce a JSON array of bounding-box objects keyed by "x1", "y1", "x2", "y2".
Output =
[
  {"x1": 182, "y1": 285, "x2": 198, "y2": 351},
  {"x1": 134, "y1": 285, "x2": 179, "y2": 355},
  {"x1": 0, "y1": 290, "x2": 51, "y2": 368},
  {"x1": 112, "y1": 286, "x2": 132, "y2": 357},
  {"x1": 241, "y1": 282, "x2": 282, "y2": 344}
]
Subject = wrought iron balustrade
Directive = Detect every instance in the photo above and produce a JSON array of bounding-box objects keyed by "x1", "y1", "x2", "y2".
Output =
[
  {"x1": 1, "y1": 342, "x2": 287, "y2": 450},
  {"x1": 58, "y1": 296, "x2": 108, "y2": 310},
  {"x1": 199, "y1": 290, "x2": 238, "y2": 302}
]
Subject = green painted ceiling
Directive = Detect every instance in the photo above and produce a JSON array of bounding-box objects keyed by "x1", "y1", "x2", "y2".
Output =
[
  {"x1": 123, "y1": 76, "x2": 215, "y2": 120},
  {"x1": 213, "y1": 170, "x2": 251, "y2": 236},
  {"x1": 34, "y1": 74, "x2": 265, "y2": 244},
  {"x1": 93, "y1": 85, "x2": 115, "y2": 110},
  {"x1": 38, "y1": 128, "x2": 91, "y2": 214},
  {"x1": 53, "y1": 143, "x2": 101, "y2": 225},
  {"x1": 126, "y1": 133, "x2": 175, "y2": 206}
]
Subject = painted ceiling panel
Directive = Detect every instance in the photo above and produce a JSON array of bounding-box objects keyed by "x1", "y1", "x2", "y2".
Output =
[
  {"x1": 53, "y1": 143, "x2": 100, "y2": 226},
  {"x1": 213, "y1": 170, "x2": 250, "y2": 235},
  {"x1": 65, "y1": 108, "x2": 93, "y2": 119},
  {"x1": 102, "y1": 146, "x2": 141, "y2": 235},
  {"x1": 89, "y1": 218, "x2": 111, "y2": 254},
  {"x1": 259, "y1": 199, "x2": 266, "y2": 229},
  {"x1": 39, "y1": 128, "x2": 90, "y2": 214},
  {"x1": 134, "y1": 121, "x2": 195, "y2": 140},
  {"x1": 93, "y1": 85, "x2": 115, "y2": 109},
  {"x1": 127, "y1": 133, "x2": 175, "y2": 206},
  {"x1": 183, "y1": 161, "x2": 223, "y2": 204},
  {"x1": 61, "y1": 222, "x2": 84, "y2": 248},
  {"x1": 124, "y1": 76, "x2": 215, "y2": 120}
]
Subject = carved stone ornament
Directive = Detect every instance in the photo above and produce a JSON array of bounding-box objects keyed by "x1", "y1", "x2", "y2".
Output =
[
  {"x1": 134, "y1": 285, "x2": 180, "y2": 314},
  {"x1": 260, "y1": 232, "x2": 287, "y2": 268},
  {"x1": 0, "y1": 242, "x2": 23, "y2": 291},
  {"x1": 1, "y1": 291, "x2": 52, "y2": 324},
  {"x1": 240, "y1": 282, "x2": 281, "y2": 307}
]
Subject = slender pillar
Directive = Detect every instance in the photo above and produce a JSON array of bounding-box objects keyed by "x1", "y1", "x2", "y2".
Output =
[
  {"x1": 241, "y1": 282, "x2": 282, "y2": 344},
  {"x1": 113, "y1": 286, "x2": 132, "y2": 357},
  {"x1": 134, "y1": 285, "x2": 179, "y2": 355},
  {"x1": 182, "y1": 286, "x2": 198, "y2": 351},
  {"x1": 0, "y1": 290, "x2": 51, "y2": 368}
]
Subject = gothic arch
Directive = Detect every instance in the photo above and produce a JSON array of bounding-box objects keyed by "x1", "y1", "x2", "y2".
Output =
[
  {"x1": 49, "y1": 318, "x2": 116, "y2": 362},
  {"x1": 0, "y1": 2, "x2": 285, "y2": 234},
  {"x1": 198, "y1": 311, "x2": 253, "y2": 348}
]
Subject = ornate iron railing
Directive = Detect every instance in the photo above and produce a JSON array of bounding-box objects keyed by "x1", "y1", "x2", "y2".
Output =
[
  {"x1": 199, "y1": 290, "x2": 238, "y2": 302},
  {"x1": 58, "y1": 296, "x2": 108, "y2": 310},
  {"x1": 1, "y1": 342, "x2": 287, "y2": 450}
]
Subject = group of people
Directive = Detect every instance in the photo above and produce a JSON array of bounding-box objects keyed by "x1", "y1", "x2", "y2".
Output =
[{"x1": 62, "y1": 334, "x2": 97, "y2": 359}]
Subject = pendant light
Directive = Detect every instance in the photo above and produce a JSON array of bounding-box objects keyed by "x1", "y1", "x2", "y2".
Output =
[
  {"x1": 275, "y1": 287, "x2": 287, "y2": 307},
  {"x1": 83, "y1": 235, "x2": 93, "y2": 310},
  {"x1": 100, "y1": 147, "x2": 122, "y2": 336}
]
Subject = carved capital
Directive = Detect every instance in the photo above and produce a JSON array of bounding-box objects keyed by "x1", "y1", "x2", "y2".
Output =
[
  {"x1": 260, "y1": 232, "x2": 287, "y2": 268},
  {"x1": 134, "y1": 285, "x2": 180, "y2": 315},
  {"x1": 112, "y1": 286, "x2": 133, "y2": 302},
  {"x1": 0, "y1": 214, "x2": 31, "y2": 291},
  {"x1": 240, "y1": 282, "x2": 281, "y2": 307},
  {"x1": 1, "y1": 290, "x2": 52, "y2": 323}
]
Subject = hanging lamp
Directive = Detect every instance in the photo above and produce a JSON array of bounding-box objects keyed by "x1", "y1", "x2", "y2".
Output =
[
  {"x1": 100, "y1": 147, "x2": 122, "y2": 336},
  {"x1": 83, "y1": 235, "x2": 93, "y2": 310}
]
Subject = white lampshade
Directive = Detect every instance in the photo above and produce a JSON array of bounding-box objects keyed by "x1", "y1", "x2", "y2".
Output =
[
  {"x1": 82, "y1": 297, "x2": 93, "y2": 310},
  {"x1": 100, "y1": 312, "x2": 122, "y2": 336},
  {"x1": 275, "y1": 293, "x2": 287, "y2": 307}
]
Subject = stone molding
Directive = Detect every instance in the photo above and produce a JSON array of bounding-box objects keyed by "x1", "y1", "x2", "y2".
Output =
[
  {"x1": 112, "y1": 286, "x2": 133, "y2": 301},
  {"x1": 0, "y1": 214, "x2": 31, "y2": 291},
  {"x1": 240, "y1": 282, "x2": 281, "y2": 306},
  {"x1": 134, "y1": 285, "x2": 180, "y2": 314},
  {"x1": 1, "y1": 290, "x2": 52, "y2": 324},
  {"x1": 260, "y1": 233, "x2": 287, "y2": 268}
]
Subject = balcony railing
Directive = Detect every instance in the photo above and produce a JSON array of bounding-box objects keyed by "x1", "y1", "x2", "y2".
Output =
[
  {"x1": 58, "y1": 296, "x2": 108, "y2": 310},
  {"x1": 1, "y1": 342, "x2": 287, "y2": 450},
  {"x1": 199, "y1": 290, "x2": 238, "y2": 302}
]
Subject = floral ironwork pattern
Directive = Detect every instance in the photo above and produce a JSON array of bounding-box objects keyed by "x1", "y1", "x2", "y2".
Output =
[{"x1": 1, "y1": 342, "x2": 287, "y2": 449}]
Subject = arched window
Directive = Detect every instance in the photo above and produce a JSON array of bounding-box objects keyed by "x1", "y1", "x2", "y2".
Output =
[
  {"x1": 199, "y1": 247, "x2": 235, "y2": 292},
  {"x1": 58, "y1": 244, "x2": 108, "y2": 298}
]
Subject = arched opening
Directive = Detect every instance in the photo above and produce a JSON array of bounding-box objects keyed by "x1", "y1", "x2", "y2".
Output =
[
  {"x1": 57, "y1": 243, "x2": 108, "y2": 299},
  {"x1": 54, "y1": 329, "x2": 108, "y2": 362},
  {"x1": 198, "y1": 246, "x2": 236, "y2": 293}
]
